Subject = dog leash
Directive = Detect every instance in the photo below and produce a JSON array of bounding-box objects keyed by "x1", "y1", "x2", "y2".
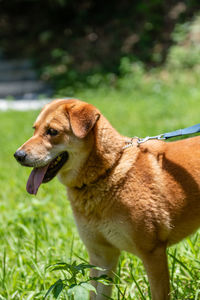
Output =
[{"x1": 124, "y1": 123, "x2": 200, "y2": 149}]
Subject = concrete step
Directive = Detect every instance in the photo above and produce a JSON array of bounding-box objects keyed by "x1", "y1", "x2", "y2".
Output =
[
  {"x1": 0, "y1": 69, "x2": 37, "y2": 81},
  {"x1": 0, "y1": 59, "x2": 32, "y2": 71},
  {"x1": 0, "y1": 58, "x2": 52, "y2": 99},
  {"x1": 0, "y1": 80, "x2": 50, "y2": 98}
]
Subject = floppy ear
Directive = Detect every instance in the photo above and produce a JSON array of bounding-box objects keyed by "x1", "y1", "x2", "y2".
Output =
[{"x1": 68, "y1": 103, "x2": 100, "y2": 138}]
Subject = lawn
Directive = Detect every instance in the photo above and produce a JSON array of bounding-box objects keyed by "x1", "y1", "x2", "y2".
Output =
[{"x1": 0, "y1": 72, "x2": 200, "y2": 299}]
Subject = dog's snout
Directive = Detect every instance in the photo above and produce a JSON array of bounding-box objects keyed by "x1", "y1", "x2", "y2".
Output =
[{"x1": 14, "y1": 150, "x2": 27, "y2": 163}]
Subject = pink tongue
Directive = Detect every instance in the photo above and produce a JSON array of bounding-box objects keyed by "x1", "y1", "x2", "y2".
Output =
[{"x1": 26, "y1": 164, "x2": 49, "y2": 195}]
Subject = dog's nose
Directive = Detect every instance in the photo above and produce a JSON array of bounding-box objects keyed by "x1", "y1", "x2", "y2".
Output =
[{"x1": 14, "y1": 150, "x2": 27, "y2": 163}]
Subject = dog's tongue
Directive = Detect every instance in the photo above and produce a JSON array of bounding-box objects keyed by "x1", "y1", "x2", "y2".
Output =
[{"x1": 26, "y1": 164, "x2": 49, "y2": 195}]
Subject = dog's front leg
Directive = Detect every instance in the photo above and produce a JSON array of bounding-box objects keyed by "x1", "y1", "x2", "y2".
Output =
[
  {"x1": 87, "y1": 244, "x2": 120, "y2": 300},
  {"x1": 140, "y1": 245, "x2": 170, "y2": 300}
]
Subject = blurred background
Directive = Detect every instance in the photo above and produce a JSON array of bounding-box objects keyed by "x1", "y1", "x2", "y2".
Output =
[{"x1": 0, "y1": 0, "x2": 200, "y2": 99}]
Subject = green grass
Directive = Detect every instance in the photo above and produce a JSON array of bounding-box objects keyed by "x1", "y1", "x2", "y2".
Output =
[{"x1": 0, "y1": 71, "x2": 200, "y2": 299}]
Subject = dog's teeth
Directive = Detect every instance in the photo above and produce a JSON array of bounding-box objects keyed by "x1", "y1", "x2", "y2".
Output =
[{"x1": 49, "y1": 155, "x2": 62, "y2": 169}]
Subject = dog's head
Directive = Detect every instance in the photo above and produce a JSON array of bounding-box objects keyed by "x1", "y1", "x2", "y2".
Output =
[{"x1": 14, "y1": 99, "x2": 100, "y2": 195}]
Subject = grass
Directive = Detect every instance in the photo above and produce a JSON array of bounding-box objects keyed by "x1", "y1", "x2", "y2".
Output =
[{"x1": 0, "y1": 70, "x2": 200, "y2": 299}]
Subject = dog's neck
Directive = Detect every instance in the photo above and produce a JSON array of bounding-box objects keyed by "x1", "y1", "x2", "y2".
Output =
[
  {"x1": 79, "y1": 115, "x2": 125, "y2": 187},
  {"x1": 59, "y1": 115, "x2": 125, "y2": 189}
]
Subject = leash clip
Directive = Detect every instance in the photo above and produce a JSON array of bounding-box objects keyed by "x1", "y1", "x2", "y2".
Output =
[
  {"x1": 123, "y1": 134, "x2": 165, "y2": 149},
  {"x1": 137, "y1": 134, "x2": 165, "y2": 144}
]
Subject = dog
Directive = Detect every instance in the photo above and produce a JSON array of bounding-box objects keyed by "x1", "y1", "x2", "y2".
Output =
[{"x1": 14, "y1": 98, "x2": 200, "y2": 300}]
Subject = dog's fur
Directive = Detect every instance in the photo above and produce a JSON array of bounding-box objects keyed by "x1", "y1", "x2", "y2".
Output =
[{"x1": 15, "y1": 99, "x2": 200, "y2": 300}]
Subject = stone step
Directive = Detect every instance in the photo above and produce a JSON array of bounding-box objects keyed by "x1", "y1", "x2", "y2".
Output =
[
  {"x1": 0, "y1": 59, "x2": 32, "y2": 71},
  {"x1": 0, "y1": 69, "x2": 37, "y2": 81},
  {"x1": 0, "y1": 80, "x2": 50, "y2": 98},
  {"x1": 0, "y1": 58, "x2": 52, "y2": 99}
]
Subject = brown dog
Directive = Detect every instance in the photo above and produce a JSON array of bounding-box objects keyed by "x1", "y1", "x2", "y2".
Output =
[{"x1": 14, "y1": 99, "x2": 200, "y2": 300}]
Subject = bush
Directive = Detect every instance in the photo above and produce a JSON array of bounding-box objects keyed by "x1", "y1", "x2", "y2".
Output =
[{"x1": 167, "y1": 15, "x2": 200, "y2": 69}]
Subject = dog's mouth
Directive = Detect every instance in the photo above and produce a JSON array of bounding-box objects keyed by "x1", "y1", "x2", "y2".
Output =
[{"x1": 26, "y1": 152, "x2": 68, "y2": 195}]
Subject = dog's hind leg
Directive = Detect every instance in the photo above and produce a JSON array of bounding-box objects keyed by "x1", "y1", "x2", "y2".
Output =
[
  {"x1": 88, "y1": 244, "x2": 120, "y2": 300},
  {"x1": 140, "y1": 245, "x2": 170, "y2": 300}
]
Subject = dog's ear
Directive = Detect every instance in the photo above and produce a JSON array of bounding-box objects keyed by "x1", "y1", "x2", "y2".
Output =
[{"x1": 67, "y1": 102, "x2": 100, "y2": 138}]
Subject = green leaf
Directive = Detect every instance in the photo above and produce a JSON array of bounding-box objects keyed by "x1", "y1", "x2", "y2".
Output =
[
  {"x1": 53, "y1": 280, "x2": 64, "y2": 298},
  {"x1": 80, "y1": 282, "x2": 96, "y2": 294},
  {"x1": 44, "y1": 279, "x2": 63, "y2": 299},
  {"x1": 48, "y1": 262, "x2": 78, "y2": 274},
  {"x1": 75, "y1": 263, "x2": 96, "y2": 270},
  {"x1": 90, "y1": 274, "x2": 112, "y2": 285},
  {"x1": 67, "y1": 285, "x2": 89, "y2": 300},
  {"x1": 47, "y1": 261, "x2": 100, "y2": 277}
]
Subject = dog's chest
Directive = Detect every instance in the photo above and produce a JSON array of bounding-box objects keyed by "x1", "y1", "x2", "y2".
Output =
[
  {"x1": 99, "y1": 219, "x2": 137, "y2": 252},
  {"x1": 75, "y1": 213, "x2": 137, "y2": 254},
  {"x1": 68, "y1": 184, "x2": 138, "y2": 253}
]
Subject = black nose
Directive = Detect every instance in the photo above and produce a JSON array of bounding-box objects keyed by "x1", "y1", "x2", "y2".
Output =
[{"x1": 14, "y1": 150, "x2": 27, "y2": 163}]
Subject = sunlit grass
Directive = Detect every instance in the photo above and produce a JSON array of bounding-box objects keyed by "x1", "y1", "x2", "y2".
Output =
[{"x1": 0, "y1": 72, "x2": 200, "y2": 299}]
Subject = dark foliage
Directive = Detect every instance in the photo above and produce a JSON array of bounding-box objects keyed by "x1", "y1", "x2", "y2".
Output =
[{"x1": 0, "y1": 0, "x2": 200, "y2": 75}]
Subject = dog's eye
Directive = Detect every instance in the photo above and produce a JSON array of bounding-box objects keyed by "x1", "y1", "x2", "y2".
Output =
[{"x1": 46, "y1": 128, "x2": 58, "y2": 136}]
